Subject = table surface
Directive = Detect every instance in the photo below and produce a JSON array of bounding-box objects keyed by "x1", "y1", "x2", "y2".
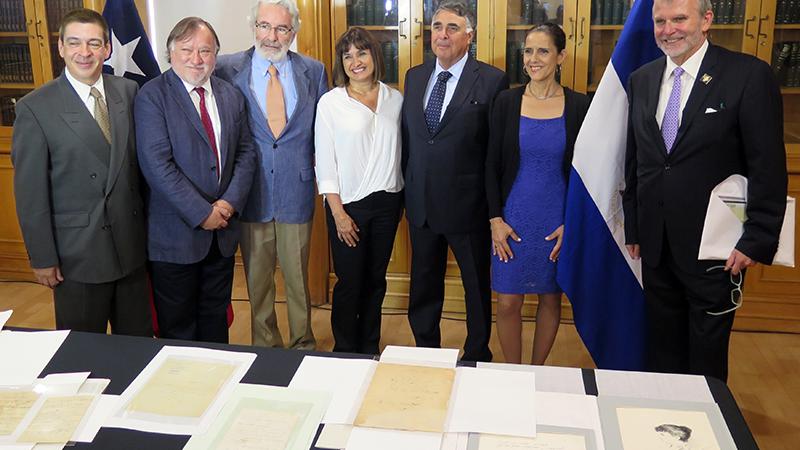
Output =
[{"x1": 34, "y1": 331, "x2": 758, "y2": 449}]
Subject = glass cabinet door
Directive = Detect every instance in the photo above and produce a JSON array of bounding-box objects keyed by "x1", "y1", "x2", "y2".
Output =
[
  {"x1": 763, "y1": 0, "x2": 800, "y2": 148},
  {"x1": 0, "y1": 0, "x2": 39, "y2": 129}
]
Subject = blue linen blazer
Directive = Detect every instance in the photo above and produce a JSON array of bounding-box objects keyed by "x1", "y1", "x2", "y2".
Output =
[
  {"x1": 135, "y1": 69, "x2": 257, "y2": 264},
  {"x1": 215, "y1": 49, "x2": 328, "y2": 224}
]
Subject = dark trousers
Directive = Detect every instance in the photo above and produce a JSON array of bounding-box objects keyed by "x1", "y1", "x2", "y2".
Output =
[
  {"x1": 642, "y1": 238, "x2": 740, "y2": 382},
  {"x1": 326, "y1": 191, "x2": 403, "y2": 355},
  {"x1": 53, "y1": 265, "x2": 152, "y2": 336},
  {"x1": 150, "y1": 234, "x2": 234, "y2": 344},
  {"x1": 408, "y1": 222, "x2": 493, "y2": 362}
]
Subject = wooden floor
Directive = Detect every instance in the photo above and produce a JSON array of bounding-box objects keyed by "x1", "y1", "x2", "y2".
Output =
[{"x1": 2, "y1": 279, "x2": 799, "y2": 449}]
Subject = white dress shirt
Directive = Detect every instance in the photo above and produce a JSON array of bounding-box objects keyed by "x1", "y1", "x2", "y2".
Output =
[
  {"x1": 182, "y1": 78, "x2": 223, "y2": 180},
  {"x1": 314, "y1": 82, "x2": 404, "y2": 204},
  {"x1": 423, "y1": 52, "x2": 469, "y2": 121},
  {"x1": 64, "y1": 69, "x2": 105, "y2": 119},
  {"x1": 656, "y1": 39, "x2": 709, "y2": 128}
]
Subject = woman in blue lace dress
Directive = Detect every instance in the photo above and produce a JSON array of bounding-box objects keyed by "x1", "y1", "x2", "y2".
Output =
[{"x1": 485, "y1": 23, "x2": 590, "y2": 364}]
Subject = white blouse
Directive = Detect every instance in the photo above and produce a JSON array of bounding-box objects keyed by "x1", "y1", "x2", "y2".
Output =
[{"x1": 314, "y1": 82, "x2": 404, "y2": 205}]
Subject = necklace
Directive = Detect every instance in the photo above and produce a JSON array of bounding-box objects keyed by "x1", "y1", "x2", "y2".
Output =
[{"x1": 526, "y1": 82, "x2": 561, "y2": 100}]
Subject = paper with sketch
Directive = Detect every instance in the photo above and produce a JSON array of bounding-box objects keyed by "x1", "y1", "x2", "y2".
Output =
[
  {"x1": 0, "y1": 330, "x2": 70, "y2": 386},
  {"x1": 536, "y1": 393, "x2": 603, "y2": 450},
  {"x1": 0, "y1": 310, "x2": 11, "y2": 329},
  {"x1": 616, "y1": 407, "x2": 721, "y2": 450},
  {"x1": 595, "y1": 370, "x2": 713, "y2": 403},
  {"x1": 345, "y1": 427, "x2": 443, "y2": 450},
  {"x1": 106, "y1": 346, "x2": 255, "y2": 435},
  {"x1": 354, "y1": 363, "x2": 455, "y2": 433},
  {"x1": 477, "y1": 363, "x2": 585, "y2": 395},
  {"x1": 17, "y1": 394, "x2": 95, "y2": 444},
  {"x1": 315, "y1": 424, "x2": 352, "y2": 449},
  {"x1": 446, "y1": 367, "x2": 536, "y2": 437},
  {"x1": 288, "y1": 356, "x2": 376, "y2": 424},
  {"x1": 379, "y1": 346, "x2": 459, "y2": 368},
  {"x1": 0, "y1": 391, "x2": 39, "y2": 436},
  {"x1": 185, "y1": 383, "x2": 330, "y2": 450}
]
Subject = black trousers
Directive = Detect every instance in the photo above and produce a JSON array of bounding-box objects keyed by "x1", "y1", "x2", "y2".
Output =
[
  {"x1": 150, "y1": 234, "x2": 234, "y2": 344},
  {"x1": 643, "y1": 238, "x2": 741, "y2": 382},
  {"x1": 53, "y1": 265, "x2": 152, "y2": 336},
  {"x1": 408, "y1": 222, "x2": 493, "y2": 362},
  {"x1": 326, "y1": 191, "x2": 403, "y2": 354}
]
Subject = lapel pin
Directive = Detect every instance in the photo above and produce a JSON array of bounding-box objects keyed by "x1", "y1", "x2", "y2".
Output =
[{"x1": 701, "y1": 73, "x2": 712, "y2": 85}]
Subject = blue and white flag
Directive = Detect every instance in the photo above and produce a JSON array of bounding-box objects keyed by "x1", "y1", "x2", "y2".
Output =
[
  {"x1": 556, "y1": 0, "x2": 662, "y2": 370},
  {"x1": 102, "y1": 0, "x2": 160, "y2": 86}
]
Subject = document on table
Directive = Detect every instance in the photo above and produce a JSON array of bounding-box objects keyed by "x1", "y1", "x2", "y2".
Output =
[
  {"x1": 379, "y1": 345, "x2": 459, "y2": 368},
  {"x1": 0, "y1": 391, "x2": 39, "y2": 436},
  {"x1": 536, "y1": 392, "x2": 604, "y2": 450},
  {"x1": 446, "y1": 367, "x2": 536, "y2": 438},
  {"x1": 315, "y1": 424, "x2": 352, "y2": 449},
  {"x1": 470, "y1": 426, "x2": 597, "y2": 450},
  {"x1": 594, "y1": 370, "x2": 713, "y2": 403},
  {"x1": 16, "y1": 394, "x2": 95, "y2": 444},
  {"x1": 345, "y1": 427, "x2": 443, "y2": 450},
  {"x1": 288, "y1": 356, "x2": 376, "y2": 424},
  {"x1": 0, "y1": 330, "x2": 70, "y2": 386},
  {"x1": 476, "y1": 362, "x2": 585, "y2": 395},
  {"x1": 354, "y1": 363, "x2": 455, "y2": 433},
  {"x1": 185, "y1": 383, "x2": 330, "y2": 450},
  {"x1": 106, "y1": 346, "x2": 256, "y2": 435}
]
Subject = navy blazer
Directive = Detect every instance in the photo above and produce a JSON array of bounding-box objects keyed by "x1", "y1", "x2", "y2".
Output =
[
  {"x1": 215, "y1": 49, "x2": 328, "y2": 224},
  {"x1": 135, "y1": 70, "x2": 257, "y2": 264}
]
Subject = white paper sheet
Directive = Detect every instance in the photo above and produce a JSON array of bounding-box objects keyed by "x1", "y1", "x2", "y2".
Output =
[
  {"x1": 34, "y1": 373, "x2": 91, "y2": 396},
  {"x1": 446, "y1": 367, "x2": 536, "y2": 437},
  {"x1": 345, "y1": 427, "x2": 442, "y2": 450},
  {"x1": 536, "y1": 392, "x2": 604, "y2": 450},
  {"x1": 0, "y1": 330, "x2": 70, "y2": 386},
  {"x1": 380, "y1": 346, "x2": 459, "y2": 368},
  {"x1": 477, "y1": 362, "x2": 585, "y2": 395},
  {"x1": 594, "y1": 370, "x2": 714, "y2": 403},
  {"x1": 0, "y1": 310, "x2": 11, "y2": 329},
  {"x1": 104, "y1": 346, "x2": 256, "y2": 435},
  {"x1": 315, "y1": 424, "x2": 352, "y2": 449},
  {"x1": 440, "y1": 432, "x2": 469, "y2": 450},
  {"x1": 288, "y1": 357, "x2": 376, "y2": 424}
]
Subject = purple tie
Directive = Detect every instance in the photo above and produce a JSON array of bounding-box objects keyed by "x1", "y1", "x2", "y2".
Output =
[{"x1": 661, "y1": 66, "x2": 684, "y2": 153}]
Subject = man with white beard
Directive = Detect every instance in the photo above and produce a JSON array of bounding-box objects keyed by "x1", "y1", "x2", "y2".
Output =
[{"x1": 216, "y1": 0, "x2": 328, "y2": 350}]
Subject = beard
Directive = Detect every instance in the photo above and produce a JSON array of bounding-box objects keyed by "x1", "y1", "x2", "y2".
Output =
[{"x1": 254, "y1": 38, "x2": 289, "y2": 62}]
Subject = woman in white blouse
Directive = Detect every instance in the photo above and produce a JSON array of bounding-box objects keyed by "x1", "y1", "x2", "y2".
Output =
[{"x1": 314, "y1": 27, "x2": 404, "y2": 354}]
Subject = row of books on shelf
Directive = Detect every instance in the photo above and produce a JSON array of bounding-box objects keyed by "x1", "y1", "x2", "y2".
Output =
[
  {"x1": 0, "y1": 0, "x2": 26, "y2": 32},
  {"x1": 422, "y1": 0, "x2": 478, "y2": 25},
  {"x1": 776, "y1": 0, "x2": 800, "y2": 24},
  {"x1": 508, "y1": 0, "x2": 549, "y2": 25},
  {"x1": 0, "y1": 44, "x2": 33, "y2": 83},
  {"x1": 709, "y1": 0, "x2": 745, "y2": 24},
  {"x1": 772, "y1": 41, "x2": 800, "y2": 87},
  {"x1": 46, "y1": 0, "x2": 84, "y2": 32},
  {"x1": 591, "y1": 0, "x2": 631, "y2": 25},
  {"x1": 380, "y1": 41, "x2": 398, "y2": 84},
  {"x1": 1, "y1": 96, "x2": 19, "y2": 127},
  {"x1": 505, "y1": 41, "x2": 528, "y2": 85},
  {"x1": 347, "y1": 0, "x2": 398, "y2": 26}
]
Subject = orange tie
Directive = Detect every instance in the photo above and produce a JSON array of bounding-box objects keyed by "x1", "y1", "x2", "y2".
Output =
[{"x1": 267, "y1": 64, "x2": 286, "y2": 137}]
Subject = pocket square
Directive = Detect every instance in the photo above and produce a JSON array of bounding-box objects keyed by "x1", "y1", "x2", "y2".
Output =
[{"x1": 705, "y1": 107, "x2": 718, "y2": 114}]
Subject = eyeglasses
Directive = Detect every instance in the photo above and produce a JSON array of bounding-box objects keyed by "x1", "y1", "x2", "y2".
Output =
[
  {"x1": 705, "y1": 265, "x2": 743, "y2": 316},
  {"x1": 254, "y1": 22, "x2": 293, "y2": 36}
]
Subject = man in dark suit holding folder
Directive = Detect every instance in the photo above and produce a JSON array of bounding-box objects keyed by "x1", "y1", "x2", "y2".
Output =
[
  {"x1": 401, "y1": 1, "x2": 508, "y2": 362},
  {"x1": 623, "y1": 0, "x2": 787, "y2": 381}
]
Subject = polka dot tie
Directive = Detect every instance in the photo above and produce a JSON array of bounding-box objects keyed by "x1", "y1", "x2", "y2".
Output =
[
  {"x1": 425, "y1": 71, "x2": 452, "y2": 134},
  {"x1": 661, "y1": 66, "x2": 684, "y2": 153}
]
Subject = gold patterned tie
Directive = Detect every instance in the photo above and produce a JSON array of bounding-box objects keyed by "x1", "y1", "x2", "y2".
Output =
[
  {"x1": 89, "y1": 87, "x2": 111, "y2": 144},
  {"x1": 266, "y1": 64, "x2": 286, "y2": 137}
]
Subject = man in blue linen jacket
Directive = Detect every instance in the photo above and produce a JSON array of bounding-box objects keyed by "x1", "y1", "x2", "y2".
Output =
[
  {"x1": 215, "y1": 0, "x2": 327, "y2": 350},
  {"x1": 135, "y1": 17, "x2": 256, "y2": 343}
]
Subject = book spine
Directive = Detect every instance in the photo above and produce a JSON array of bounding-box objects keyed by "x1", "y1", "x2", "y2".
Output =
[
  {"x1": 612, "y1": 0, "x2": 623, "y2": 24},
  {"x1": 602, "y1": 0, "x2": 614, "y2": 25}
]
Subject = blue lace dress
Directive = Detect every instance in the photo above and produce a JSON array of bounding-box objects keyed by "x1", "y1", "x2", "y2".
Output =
[{"x1": 491, "y1": 114, "x2": 566, "y2": 294}]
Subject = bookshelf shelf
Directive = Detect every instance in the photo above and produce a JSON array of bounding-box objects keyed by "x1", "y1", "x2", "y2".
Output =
[
  {"x1": 0, "y1": 32, "x2": 28, "y2": 38},
  {"x1": 0, "y1": 82, "x2": 34, "y2": 89},
  {"x1": 590, "y1": 25, "x2": 624, "y2": 30},
  {"x1": 775, "y1": 24, "x2": 800, "y2": 30},
  {"x1": 710, "y1": 24, "x2": 745, "y2": 30},
  {"x1": 507, "y1": 25, "x2": 535, "y2": 31},
  {"x1": 781, "y1": 87, "x2": 800, "y2": 94},
  {"x1": 348, "y1": 25, "x2": 398, "y2": 31}
]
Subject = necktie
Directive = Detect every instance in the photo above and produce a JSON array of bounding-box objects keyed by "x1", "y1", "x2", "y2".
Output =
[
  {"x1": 89, "y1": 87, "x2": 111, "y2": 144},
  {"x1": 661, "y1": 66, "x2": 684, "y2": 153},
  {"x1": 194, "y1": 87, "x2": 221, "y2": 181},
  {"x1": 267, "y1": 64, "x2": 286, "y2": 137},
  {"x1": 425, "y1": 71, "x2": 452, "y2": 134}
]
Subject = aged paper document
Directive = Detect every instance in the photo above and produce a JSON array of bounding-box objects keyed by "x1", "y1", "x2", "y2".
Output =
[
  {"x1": 0, "y1": 391, "x2": 38, "y2": 435},
  {"x1": 216, "y1": 407, "x2": 300, "y2": 450},
  {"x1": 18, "y1": 394, "x2": 93, "y2": 443},
  {"x1": 354, "y1": 363, "x2": 455, "y2": 433},
  {"x1": 127, "y1": 357, "x2": 236, "y2": 417},
  {"x1": 478, "y1": 432, "x2": 588, "y2": 450}
]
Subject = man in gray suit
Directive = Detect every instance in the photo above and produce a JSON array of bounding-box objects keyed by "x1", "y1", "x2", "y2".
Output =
[
  {"x1": 216, "y1": 0, "x2": 327, "y2": 350},
  {"x1": 11, "y1": 9, "x2": 151, "y2": 336}
]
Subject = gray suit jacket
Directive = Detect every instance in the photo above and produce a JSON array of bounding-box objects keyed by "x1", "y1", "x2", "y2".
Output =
[{"x1": 12, "y1": 74, "x2": 146, "y2": 283}]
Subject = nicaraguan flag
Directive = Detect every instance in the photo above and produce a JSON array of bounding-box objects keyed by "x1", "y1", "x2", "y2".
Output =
[
  {"x1": 102, "y1": 0, "x2": 160, "y2": 86},
  {"x1": 556, "y1": 0, "x2": 662, "y2": 370}
]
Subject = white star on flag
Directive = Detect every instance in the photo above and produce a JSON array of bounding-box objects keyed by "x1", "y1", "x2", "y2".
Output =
[{"x1": 104, "y1": 30, "x2": 145, "y2": 77}]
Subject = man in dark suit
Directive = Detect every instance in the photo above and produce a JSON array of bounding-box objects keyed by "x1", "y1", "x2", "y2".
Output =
[
  {"x1": 623, "y1": 0, "x2": 787, "y2": 381},
  {"x1": 135, "y1": 17, "x2": 256, "y2": 343},
  {"x1": 12, "y1": 9, "x2": 151, "y2": 336},
  {"x1": 401, "y1": 1, "x2": 508, "y2": 362}
]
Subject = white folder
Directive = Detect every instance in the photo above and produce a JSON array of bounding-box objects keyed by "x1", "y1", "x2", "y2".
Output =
[{"x1": 698, "y1": 174, "x2": 795, "y2": 267}]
